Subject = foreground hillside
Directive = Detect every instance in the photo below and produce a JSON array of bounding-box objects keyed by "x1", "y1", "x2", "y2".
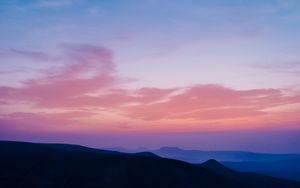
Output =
[{"x1": 0, "y1": 141, "x2": 299, "y2": 188}]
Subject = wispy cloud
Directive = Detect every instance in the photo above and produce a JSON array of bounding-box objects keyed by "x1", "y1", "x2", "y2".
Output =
[
  {"x1": 0, "y1": 49, "x2": 56, "y2": 62},
  {"x1": 33, "y1": 0, "x2": 78, "y2": 8},
  {"x1": 252, "y1": 61, "x2": 300, "y2": 76},
  {"x1": 0, "y1": 44, "x2": 121, "y2": 104},
  {"x1": 0, "y1": 69, "x2": 25, "y2": 74}
]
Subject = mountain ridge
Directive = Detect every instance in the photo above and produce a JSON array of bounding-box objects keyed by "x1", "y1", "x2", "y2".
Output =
[{"x1": 1, "y1": 141, "x2": 300, "y2": 188}]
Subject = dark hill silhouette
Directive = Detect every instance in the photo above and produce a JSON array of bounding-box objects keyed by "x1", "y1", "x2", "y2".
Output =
[{"x1": 1, "y1": 141, "x2": 300, "y2": 188}]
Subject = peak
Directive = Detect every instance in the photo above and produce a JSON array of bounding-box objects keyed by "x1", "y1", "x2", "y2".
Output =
[
  {"x1": 203, "y1": 159, "x2": 220, "y2": 164},
  {"x1": 202, "y1": 159, "x2": 223, "y2": 167},
  {"x1": 134, "y1": 152, "x2": 159, "y2": 157},
  {"x1": 201, "y1": 159, "x2": 229, "y2": 169},
  {"x1": 201, "y1": 159, "x2": 234, "y2": 174}
]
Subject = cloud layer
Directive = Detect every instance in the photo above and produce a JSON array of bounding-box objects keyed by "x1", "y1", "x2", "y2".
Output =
[{"x1": 1, "y1": 44, "x2": 300, "y2": 134}]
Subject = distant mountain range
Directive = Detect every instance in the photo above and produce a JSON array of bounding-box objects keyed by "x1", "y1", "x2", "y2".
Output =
[
  {"x1": 106, "y1": 146, "x2": 300, "y2": 181},
  {"x1": 152, "y1": 147, "x2": 300, "y2": 163},
  {"x1": 1, "y1": 141, "x2": 300, "y2": 188}
]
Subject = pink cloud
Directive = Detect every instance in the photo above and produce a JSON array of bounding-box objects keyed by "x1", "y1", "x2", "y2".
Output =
[
  {"x1": 125, "y1": 85, "x2": 300, "y2": 122},
  {"x1": 0, "y1": 112, "x2": 83, "y2": 133},
  {"x1": 31, "y1": 87, "x2": 178, "y2": 109}
]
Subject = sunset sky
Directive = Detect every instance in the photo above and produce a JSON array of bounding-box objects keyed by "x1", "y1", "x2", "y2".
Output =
[{"x1": 1, "y1": 0, "x2": 300, "y2": 153}]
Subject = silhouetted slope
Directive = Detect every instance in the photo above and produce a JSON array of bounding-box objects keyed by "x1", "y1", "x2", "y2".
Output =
[
  {"x1": 0, "y1": 141, "x2": 299, "y2": 188},
  {"x1": 201, "y1": 159, "x2": 300, "y2": 188},
  {"x1": 223, "y1": 159, "x2": 300, "y2": 181}
]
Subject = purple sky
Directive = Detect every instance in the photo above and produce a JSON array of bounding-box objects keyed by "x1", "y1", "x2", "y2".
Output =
[{"x1": 0, "y1": 0, "x2": 300, "y2": 153}]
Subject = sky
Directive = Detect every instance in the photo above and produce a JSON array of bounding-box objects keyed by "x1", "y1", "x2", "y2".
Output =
[{"x1": 0, "y1": 0, "x2": 300, "y2": 153}]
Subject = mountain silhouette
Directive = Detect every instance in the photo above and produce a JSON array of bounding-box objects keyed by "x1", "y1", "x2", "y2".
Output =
[{"x1": 1, "y1": 141, "x2": 300, "y2": 188}]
